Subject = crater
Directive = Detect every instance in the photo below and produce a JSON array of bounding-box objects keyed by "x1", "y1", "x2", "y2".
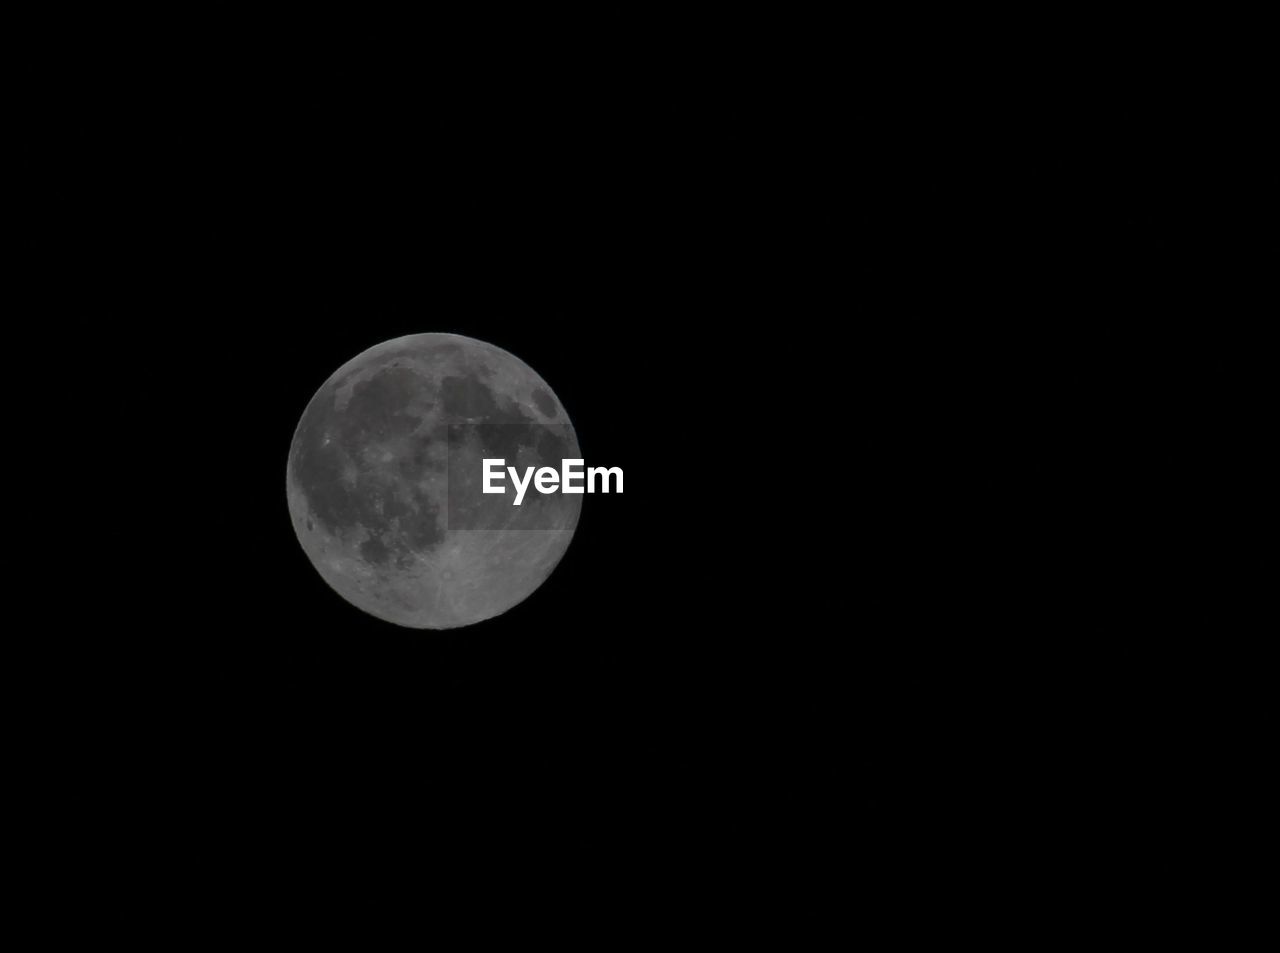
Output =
[
  {"x1": 531, "y1": 387, "x2": 557, "y2": 417},
  {"x1": 360, "y1": 535, "x2": 393, "y2": 566}
]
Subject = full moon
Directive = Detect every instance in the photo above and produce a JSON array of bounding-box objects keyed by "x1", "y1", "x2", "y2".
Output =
[{"x1": 286, "y1": 333, "x2": 582, "y2": 628}]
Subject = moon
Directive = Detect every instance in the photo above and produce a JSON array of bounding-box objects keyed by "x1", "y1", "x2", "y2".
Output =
[{"x1": 286, "y1": 333, "x2": 582, "y2": 628}]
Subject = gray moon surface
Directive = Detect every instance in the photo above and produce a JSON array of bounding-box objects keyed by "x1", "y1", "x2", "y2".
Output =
[{"x1": 286, "y1": 333, "x2": 581, "y2": 628}]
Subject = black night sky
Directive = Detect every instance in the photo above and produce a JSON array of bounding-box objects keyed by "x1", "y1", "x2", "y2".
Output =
[{"x1": 42, "y1": 48, "x2": 1273, "y2": 938}]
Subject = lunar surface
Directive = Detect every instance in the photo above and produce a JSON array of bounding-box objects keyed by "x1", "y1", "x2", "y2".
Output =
[{"x1": 286, "y1": 333, "x2": 581, "y2": 628}]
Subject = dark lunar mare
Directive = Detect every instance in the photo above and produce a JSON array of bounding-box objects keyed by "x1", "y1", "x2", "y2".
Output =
[{"x1": 440, "y1": 373, "x2": 571, "y2": 489}]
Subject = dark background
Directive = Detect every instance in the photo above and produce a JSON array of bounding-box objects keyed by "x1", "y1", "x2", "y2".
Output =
[{"x1": 32, "y1": 33, "x2": 1274, "y2": 935}]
